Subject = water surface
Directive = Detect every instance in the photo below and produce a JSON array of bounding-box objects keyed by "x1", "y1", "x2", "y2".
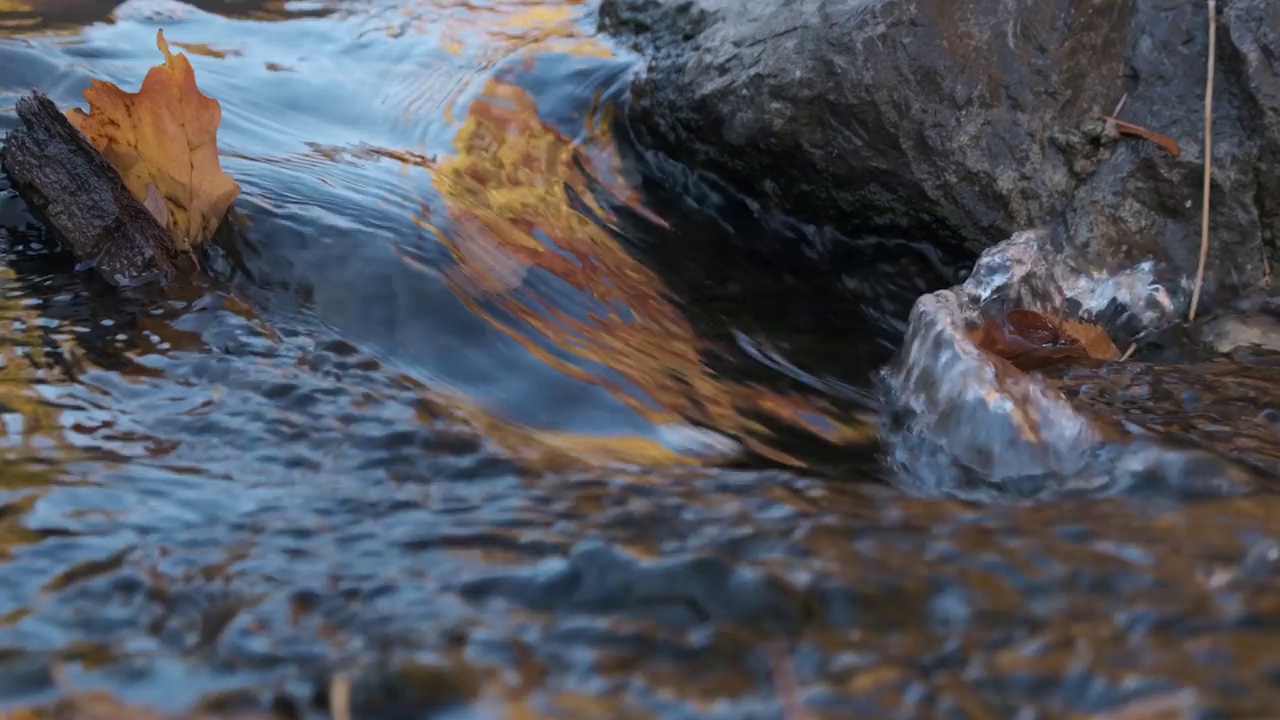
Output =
[{"x1": 3, "y1": 1, "x2": 1280, "y2": 717}]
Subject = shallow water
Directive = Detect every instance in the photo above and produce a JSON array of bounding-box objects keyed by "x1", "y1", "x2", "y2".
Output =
[{"x1": 3, "y1": 1, "x2": 1280, "y2": 718}]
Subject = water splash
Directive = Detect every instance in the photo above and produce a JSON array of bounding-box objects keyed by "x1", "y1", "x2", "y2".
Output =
[{"x1": 879, "y1": 228, "x2": 1263, "y2": 499}]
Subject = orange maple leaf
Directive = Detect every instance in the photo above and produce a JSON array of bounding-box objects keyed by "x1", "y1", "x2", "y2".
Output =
[{"x1": 67, "y1": 28, "x2": 240, "y2": 252}]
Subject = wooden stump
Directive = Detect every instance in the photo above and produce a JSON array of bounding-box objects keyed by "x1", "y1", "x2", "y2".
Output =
[{"x1": 1, "y1": 90, "x2": 181, "y2": 286}]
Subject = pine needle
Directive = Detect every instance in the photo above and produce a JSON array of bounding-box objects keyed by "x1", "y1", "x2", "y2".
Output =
[
  {"x1": 1190, "y1": 0, "x2": 1217, "y2": 322},
  {"x1": 1112, "y1": 92, "x2": 1129, "y2": 117}
]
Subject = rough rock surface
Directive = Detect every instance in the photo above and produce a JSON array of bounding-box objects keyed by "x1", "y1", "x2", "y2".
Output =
[{"x1": 601, "y1": 0, "x2": 1280, "y2": 310}]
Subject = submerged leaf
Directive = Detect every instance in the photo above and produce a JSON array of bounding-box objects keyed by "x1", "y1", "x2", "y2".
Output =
[
  {"x1": 1059, "y1": 318, "x2": 1121, "y2": 360},
  {"x1": 971, "y1": 309, "x2": 1120, "y2": 372},
  {"x1": 67, "y1": 29, "x2": 240, "y2": 252}
]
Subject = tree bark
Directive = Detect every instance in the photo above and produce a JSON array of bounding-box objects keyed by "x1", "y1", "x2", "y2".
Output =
[{"x1": 1, "y1": 90, "x2": 178, "y2": 286}]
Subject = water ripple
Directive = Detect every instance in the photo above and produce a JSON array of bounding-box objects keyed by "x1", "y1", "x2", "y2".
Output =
[{"x1": 5, "y1": 1, "x2": 1280, "y2": 718}]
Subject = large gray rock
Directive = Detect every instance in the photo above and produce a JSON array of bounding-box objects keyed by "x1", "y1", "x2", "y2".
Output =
[{"x1": 601, "y1": 0, "x2": 1280, "y2": 309}]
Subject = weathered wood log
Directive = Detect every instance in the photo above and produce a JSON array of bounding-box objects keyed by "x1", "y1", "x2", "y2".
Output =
[{"x1": 1, "y1": 90, "x2": 181, "y2": 287}]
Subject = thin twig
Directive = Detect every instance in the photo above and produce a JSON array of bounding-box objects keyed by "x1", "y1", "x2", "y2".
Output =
[
  {"x1": 1120, "y1": 343, "x2": 1137, "y2": 361},
  {"x1": 767, "y1": 644, "x2": 807, "y2": 720},
  {"x1": 1190, "y1": 0, "x2": 1217, "y2": 322},
  {"x1": 329, "y1": 673, "x2": 352, "y2": 720}
]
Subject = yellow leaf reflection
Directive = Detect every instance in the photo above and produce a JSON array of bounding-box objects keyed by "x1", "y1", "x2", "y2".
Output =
[
  {"x1": 419, "y1": 79, "x2": 876, "y2": 468},
  {"x1": 393, "y1": 0, "x2": 613, "y2": 64},
  {"x1": 0, "y1": 263, "x2": 85, "y2": 561},
  {"x1": 169, "y1": 41, "x2": 241, "y2": 59},
  {"x1": 0, "y1": 266, "x2": 67, "y2": 454}
]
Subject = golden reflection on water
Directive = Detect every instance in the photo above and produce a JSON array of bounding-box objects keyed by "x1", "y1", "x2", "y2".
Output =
[
  {"x1": 0, "y1": 0, "x2": 325, "y2": 37},
  {"x1": 2, "y1": 0, "x2": 877, "y2": 470},
  {"x1": 0, "y1": 266, "x2": 68, "y2": 454},
  {"x1": 416, "y1": 76, "x2": 876, "y2": 468},
  {"x1": 384, "y1": 0, "x2": 610, "y2": 61},
  {"x1": 0, "y1": 262, "x2": 76, "y2": 566}
]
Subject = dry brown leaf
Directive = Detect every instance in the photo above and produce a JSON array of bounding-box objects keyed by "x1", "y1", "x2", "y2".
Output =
[
  {"x1": 67, "y1": 29, "x2": 240, "y2": 252},
  {"x1": 971, "y1": 310, "x2": 1120, "y2": 371}
]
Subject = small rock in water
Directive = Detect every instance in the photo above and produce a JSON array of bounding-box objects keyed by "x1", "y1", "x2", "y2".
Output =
[
  {"x1": 879, "y1": 228, "x2": 1271, "y2": 498},
  {"x1": 1197, "y1": 312, "x2": 1280, "y2": 354}
]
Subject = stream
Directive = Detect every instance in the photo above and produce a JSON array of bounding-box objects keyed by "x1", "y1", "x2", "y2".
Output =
[{"x1": 4, "y1": 1, "x2": 1280, "y2": 718}]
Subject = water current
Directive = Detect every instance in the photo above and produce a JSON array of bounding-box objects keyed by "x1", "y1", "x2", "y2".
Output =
[{"x1": 3, "y1": 1, "x2": 1280, "y2": 718}]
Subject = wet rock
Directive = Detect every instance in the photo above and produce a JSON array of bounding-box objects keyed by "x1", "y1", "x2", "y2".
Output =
[
  {"x1": 601, "y1": 0, "x2": 1280, "y2": 308},
  {"x1": 878, "y1": 228, "x2": 1273, "y2": 498},
  {"x1": 1196, "y1": 311, "x2": 1280, "y2": 355}
]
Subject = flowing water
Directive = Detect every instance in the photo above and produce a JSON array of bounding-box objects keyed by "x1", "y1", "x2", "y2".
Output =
[{"x1": 2, "y1": 1, "x2": 1280, "y2": 718}]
